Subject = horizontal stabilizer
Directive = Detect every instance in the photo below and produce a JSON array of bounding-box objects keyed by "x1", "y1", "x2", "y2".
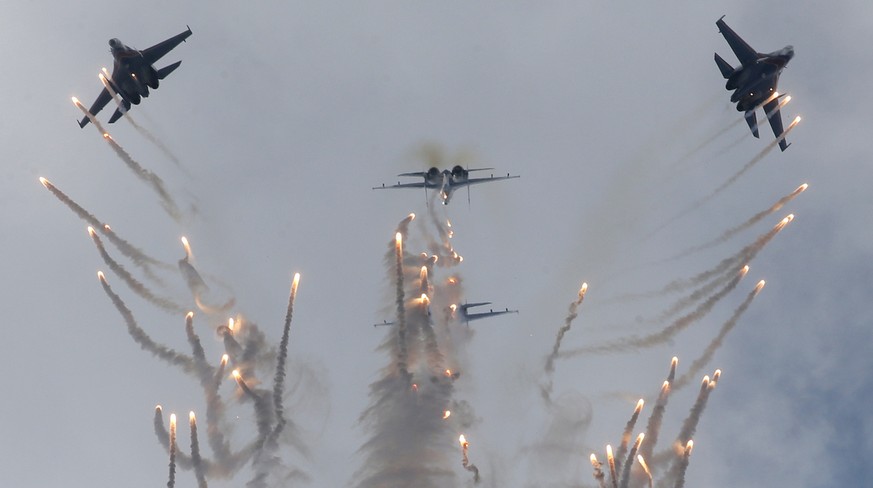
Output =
[
  {"x1": 157, "y1": 60, "x2": 182, "y2": 80},
  {"x1": 78, "y1": 116, "x2": 90, "y2": 128},
  {"x1": 714, "y1": 52, "x2": 734, "y2": 79}
]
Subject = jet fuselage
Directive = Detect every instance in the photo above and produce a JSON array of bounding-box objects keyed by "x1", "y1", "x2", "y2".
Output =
[
  {"x1": 727, "y1": 47, "x2": 793, "y2": 112},
  {"x1": 108, "y1": 38, "x2": 161, "y2": 105}
]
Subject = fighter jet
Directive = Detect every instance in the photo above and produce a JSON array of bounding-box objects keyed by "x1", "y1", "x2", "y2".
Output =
[
  {"x1": 374, "y1": 165, "x2": 520, "y2": 205},
  {"x1": 714, "y1": 16, "x2": 794, "y2": 151},
  {"x1": 449, "y1": 302, "x2": 518, "y2": 325},
  {"x1": 77, "y1": 27, "x2": 192, "y2": 128},
  {"x1": 373, "y1": 301, "x2": 517, "y2": 327}
]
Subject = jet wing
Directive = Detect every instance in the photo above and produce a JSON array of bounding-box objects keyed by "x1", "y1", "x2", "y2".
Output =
[
  {"x1": 744, "y1": 110, "x2": 759, "y2": 138},
  {"x1": 141, "y1": 26, "x2": 193, "y2": 65},
  {"x1": 763, "y1": 99, "x2": 790, "y2": 151},
  {"x1": 465, "y1": 308, "x2": 518, "y2": 322},
  {"x1": 458, "y1": 174, "x2": 521, "y2": 187},
  {"x1": 373, "y1": 181, "x2": 437, "y2": 190},
  {"x1": 78, "y1": 87, "x2": 112, "y2": 128},
  {"x1": 716, "y1": 17, "x2": 759, "y2": 67}
]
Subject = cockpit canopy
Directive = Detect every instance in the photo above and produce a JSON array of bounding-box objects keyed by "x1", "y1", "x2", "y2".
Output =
[{"x1": 769, "y1": 45, "x2": 795, "y2": 60}]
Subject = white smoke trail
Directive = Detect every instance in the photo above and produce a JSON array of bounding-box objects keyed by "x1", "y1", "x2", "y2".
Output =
[
  {"x1": 40, "y1": 178, "x2": 171, "y2": 273},
  {"x1": 97, "y1": 272, "x2": 194, "y2": 372},
  {"x1": 562, "y1": 268, "x2": 747, "y2": 357},
  {"x1": 189, "y1": 412, "x2": 208, "y2": 488},
  {"x1": 88, "y1": 227, "x2": 186, "y2": 314},
  {"x1": 101, "y1": 133, "x2": 183, "y2": 222}
]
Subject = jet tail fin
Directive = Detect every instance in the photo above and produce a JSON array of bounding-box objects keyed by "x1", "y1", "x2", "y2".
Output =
[
  {"x1": 744, "y1": 110, "x2": 759, "y2": 138},
  {"x1": 156, "y1": 60, "x2": 182, "y2": 80},
  {"x1": 714, "y1": 52, "x2": 734, "y2": 78}
]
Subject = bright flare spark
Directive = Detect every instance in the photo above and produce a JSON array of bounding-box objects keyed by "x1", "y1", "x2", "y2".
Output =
[
  {"x1": 740, "y1": 265, "x2": 750, "y2": 277},
  {"x1": 228, "y1": 318, "x2": 235, "y2": 332},
  {"x1": 634, "y1": 399, "x2": 645, "y2": 414},
  {"x1": 292, "y1": 272, "x2": 301, "y2": 293},
  {"x1": 39, "y1": 177, "x2": 50, "y2": 188},
  {"x1": 579, "y1": 282, "x2": 588, "y2": 298},
  {"x1": 170, "y1": 413, "x2": 177, "y2": 428},
  {"x1": 181, "y1": 236, "x2": 192, "y2": 259},
  {"x1": 88, "y1": 226, "x2": 96, "y2": 237},
  {"x1": 97, "y1": 270, "x2": 106, "y2": 282},
  {"x1": 685, "y1": 440, "x2": 694, "y2": 455},
  {"x1": 796, "y1": 183, "x2": 809, "y2": 194},
  {"x1": 755, "y1": 280, "x2": 766, "y2": 294},
  {"x1": 443, "y1": 410, "x2": 451, "y2": 419},
  {"x1": 637, "y1": 455, "x2": 653, "y2": 487},
  {"x1": 232, "y1": 369, "x2": 241, "y2": 380},
  {"x1": 220, "y1": 354, "x2": 228, "y2": 366},
  {"x1": 189, "y1": 411, "x2": 196, "y2": 423},
  {"x1": 186, "y1": 311, "x2": 194, "y2": 320},
  {"x1": 459, "y1": 434, "x2": 468, "y2": 447},
  {"x1": 633, "y1": 433, "x2": 645, "y2": 449}
]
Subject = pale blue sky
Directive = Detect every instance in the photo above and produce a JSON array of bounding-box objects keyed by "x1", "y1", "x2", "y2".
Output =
[{"x1": 2, "y1": 2, "x2": 870, "y2": 487}]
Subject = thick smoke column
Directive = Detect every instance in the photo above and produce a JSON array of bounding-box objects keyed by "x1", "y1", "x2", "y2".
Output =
[
  {"x1": 589, "y1": 454, "x2": 608, "y2": 488},
  {"x1": 637, "y1": 455, "x2": 653, "y2": 488},
  {"x1": 178, "y1": 237, "x2": 235, "y2": 314},
  {"x1": 614, "y1": 399, "x2": 644, "y2": 472},
  {"x1": 545, "y1": 283, "x2": 588, "y2": 373},
  {"x1": 355, "y1": 216, "x2": 462, "y2": 488},
  {"x1": 638, "y1": 380, "x2": 670, "y2": 466},
  {"x1": 87, "y1": 227, "x2": 186, "y2": 313},
  {"x1": 168, "y1": 413, "x2": 177, "y2": 488},
  {"x1": 674, "y1": 376, "x2": 716, "y2": 450},
  {"x1": 205, "y1": 354, "x2": 233, "y2": 466},
  {"x1": 97, "y1": 272, "x2": 194, "y2": 372},
  {"x1": 189, "y1": 412, "x2": 208, "y2": 488},
  {"x1": 606, "y1": 445, "x2": 618, "y2": 488},
  {"x1": 669, "y1": 440, "x2": 693, "y2": 488},
  {"x1": 232, "y1": 369, "x2": 273, "y2": 444},
  {"x1": 101, "y1": 132, "x2": 183, "y2": 221},
  {"x1": 618, "y1": 433, "x2": 644, "y2": 488},
  {"x1": 269, "y1": 273, "x2": 301, "y2": 445},
  {"x1": 393, "y1": 232, "x2": 411, "y2": 382},
  {"x1": 458, "y1": 435, "x2": 481, "y2": 484}
]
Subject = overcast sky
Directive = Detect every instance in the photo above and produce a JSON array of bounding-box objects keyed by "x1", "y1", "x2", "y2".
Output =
[{"x1": 2, "y1": 1, "x2": 871, "y2": 487}]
